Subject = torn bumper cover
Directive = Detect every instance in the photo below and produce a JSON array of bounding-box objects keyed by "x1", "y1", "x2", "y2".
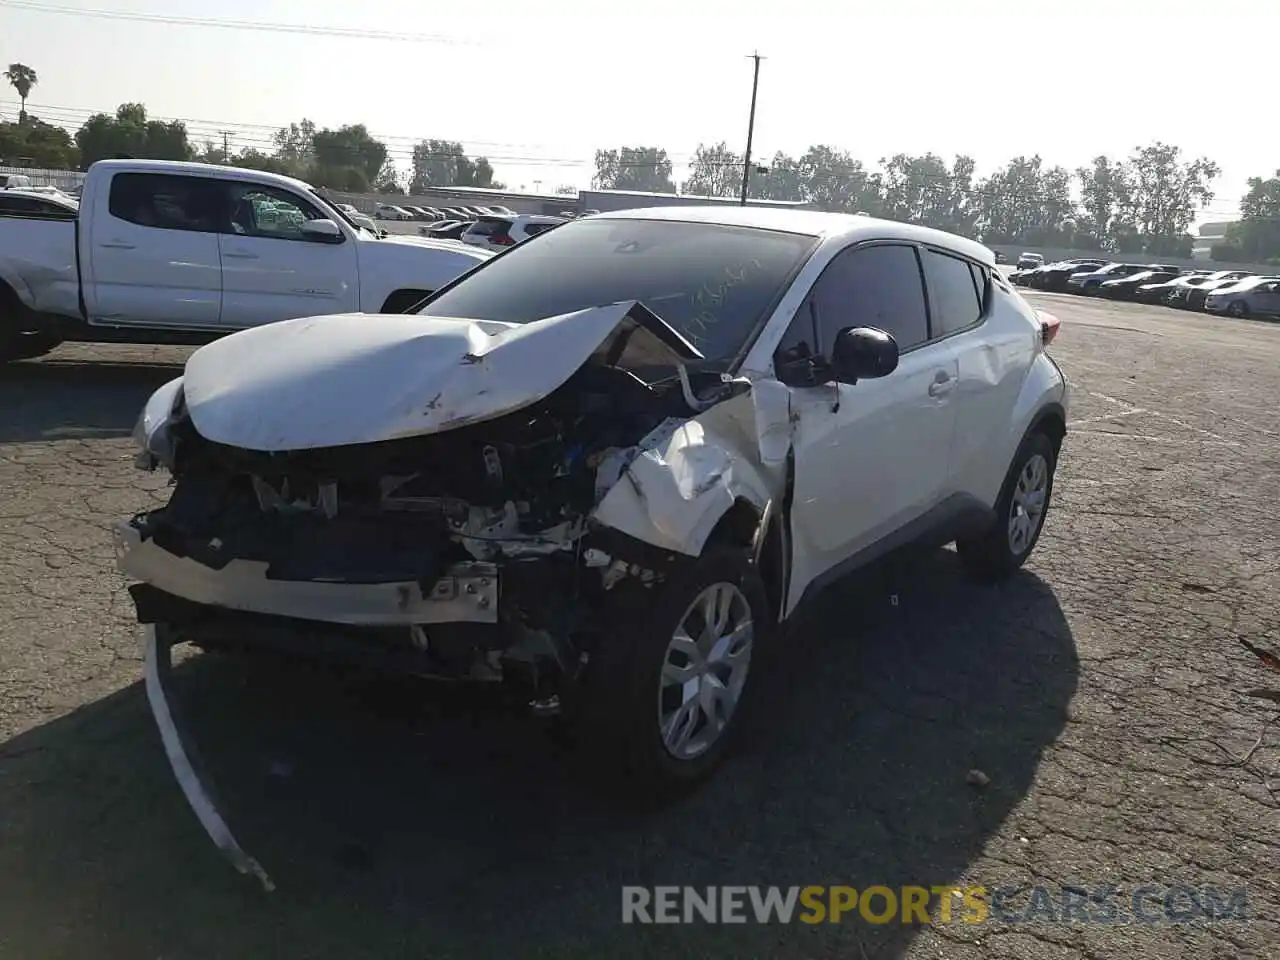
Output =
[
  {"x1": 114, "y1": 519, "x2": 499, "y2": 627},
  {"x1": 142, "y1": 625, "x2": 274, "y2": 892}
]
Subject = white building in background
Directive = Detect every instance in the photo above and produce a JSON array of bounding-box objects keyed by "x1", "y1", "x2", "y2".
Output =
[{"x1": 1193, "y1": 220, "x2": 1236, "y2": 259}]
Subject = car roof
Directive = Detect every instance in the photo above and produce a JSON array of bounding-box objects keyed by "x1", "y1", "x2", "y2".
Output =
[
  {"x1": 585, "y1": 205, "x2": 996, "y2": 265},
  {"x1": 88, "y1": 158, "x2": 319, "y2": 194}
]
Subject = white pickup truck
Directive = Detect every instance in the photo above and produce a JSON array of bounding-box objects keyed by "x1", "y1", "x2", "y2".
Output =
[{"x1": 0, "y1": 159, "x2": 494, "y2": 361}]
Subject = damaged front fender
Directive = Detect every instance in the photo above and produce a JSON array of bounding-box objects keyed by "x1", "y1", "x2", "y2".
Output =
[{"x1": 591, "y1": 396, "x2": 779, "y2": 558}]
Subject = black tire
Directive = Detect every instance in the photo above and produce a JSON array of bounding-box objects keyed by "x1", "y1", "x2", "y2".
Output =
[
  {"x1": 571, "y1": 545, "x2": 773, "y2": 804},
  {"x1": 0, "y1": 333, "x2": 61, "y2": 362},
  {"x1": 957, "y1": 431, "x2": 1057, "y2": 583},
  {"x1": 1227, "y1": 300, "x2": 1248, "y2": 318}
]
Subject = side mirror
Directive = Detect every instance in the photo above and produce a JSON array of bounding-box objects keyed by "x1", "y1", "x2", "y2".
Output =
[
  {"x1": 299, "y1": 218, "x2": 344, "y2": 243},
  {"x1": 830, "y1": 326, "x2": 899, "y2": 384}
]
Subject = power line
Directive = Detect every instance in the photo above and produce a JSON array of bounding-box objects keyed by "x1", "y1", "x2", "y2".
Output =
[{"x1": 0, "y1": 0, "x2": 486, "y2": 46}]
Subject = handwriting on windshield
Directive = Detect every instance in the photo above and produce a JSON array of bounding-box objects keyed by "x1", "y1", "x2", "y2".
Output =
[{"x1": 684, "y1": 259, "x2": 766, "y2": 349}]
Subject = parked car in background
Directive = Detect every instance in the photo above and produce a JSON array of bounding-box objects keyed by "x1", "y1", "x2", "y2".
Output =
[
  {"x1": 423, "y1": 219, "x2": 470, "y2": 240},
  {"x1": 1098, "y1": 269, "x2": 1183, "y2": 301},
  {"x1": 1029, "y1": 259, "x2": 1108, "y2": 291},
  {"x1": 0, "y1": 173, "x2": 34, "y2": 189},
  {"x1": 1203, "y1": 276, "x2": 1280, "y2": 318},
  {"x1": 1183, "y1": 274, "x2": 1257, "y2": 312},
  {"x1": 1016, "y1": 252, "x2": 1044, "y2": 270},
  {"x1": 1165, "y1": 271, "x2": 1253, "y2": 309},
  {"x1": 375, "y1": 204, "x2": 414, "y2": 220},
  {"x1": 0, "y1": 188, "x2": 80, "y2": 219},
  {"x1": 335, "y1": 202, "x2": 379, "y2": 234},
  {"x1": 1066, "y1": 263, "x2": 1151, "y2": 294},
  {"x1": 993, "y1": 250, "x2": 1008, "y2": 264},
  {"x1": 0, "y1": 159, "x2": 493, "y2": 361},
  {"x1": 120, "y1": 207, "x2": 1068, "y2": 879},
  {"x1": 459, "y1": 214, "x2": 567, "y2": 251}
]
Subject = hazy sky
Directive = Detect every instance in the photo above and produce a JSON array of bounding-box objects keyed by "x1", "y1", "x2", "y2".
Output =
[{"x1": 3, "y1": 0, "x2": 1275, "y2": 217}]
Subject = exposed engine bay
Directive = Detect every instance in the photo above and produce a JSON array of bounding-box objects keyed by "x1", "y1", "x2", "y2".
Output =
[{"x1": 122, "y1": 346, "x2": 752, "y2": 702}]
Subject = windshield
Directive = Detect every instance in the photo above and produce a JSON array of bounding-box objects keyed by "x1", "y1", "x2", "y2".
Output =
[{"x1": 415, "y1": 217, "x2": 820, "y2": 363}]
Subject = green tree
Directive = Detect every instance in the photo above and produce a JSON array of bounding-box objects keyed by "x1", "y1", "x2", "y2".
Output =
[
  {"x1": 311, "y1": 124, "x2": 387, "y2": 184},
  {"x1": 410, "y1": 140, "x2": 502, "y2": 191},
  {"x1": 3, "y1": 63, "x2": 37, "y2": 122},
  {"x1": 0, "y1": 115, "x2": 77, "y2": 167},
  {"x1": 1076, "y1": 155, "x2": 1134, "y2": 250},
  {"x1": 271, "y1": 119, "x2": 316, "y2": 170},
  {"x1": 975, "y1": 155, "x2": 1074, "y2": 244},
  {"x1": 802, "y1": 146, "x2": 882, "y2": 214},
  {"x1": 1124, "y1": 141, "x2": 1218, "y2": 252},
  {"x1": 592, "y1": 146, "x2": 676, "y2": 192},
  {"x1": 681, "y1": 141, "x2": 742, "y2": 198},
  {"x1": 74, "y1": 103, "x2": 192, "y2": 168},
  {"x1": 1222, "y1": 170, "x2": 1280, "y2": 262}
]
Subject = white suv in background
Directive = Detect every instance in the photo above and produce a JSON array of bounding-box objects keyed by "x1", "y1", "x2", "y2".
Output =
[
  {"x1": 460, "y1": 213, "x2": 566, "y2": 250},
  {"x1": 374, "y1": 204, "x2": 413, "y2": 220}
]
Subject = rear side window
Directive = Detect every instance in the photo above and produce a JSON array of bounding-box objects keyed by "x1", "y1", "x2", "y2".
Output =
[
  {"x1": 108, "y1": 173, "x2": 223, "y2": 233},
  {"x1": 468, "y1": 217, "x2": 512, "y2": 237},
  {"x1": 923, "y1": 249, "x2": 983, "y2": 336},
  {"x1": 523, "y1": 222, "x2": 555, "y2": 237},
  {"x1": 0, "y1": 194, "x2": 76, "y2": 220}
]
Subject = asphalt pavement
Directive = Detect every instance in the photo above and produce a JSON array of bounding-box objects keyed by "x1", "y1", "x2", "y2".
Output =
[{"x1": 0, "y1": 292, "x2": 1277, "y2": 959}]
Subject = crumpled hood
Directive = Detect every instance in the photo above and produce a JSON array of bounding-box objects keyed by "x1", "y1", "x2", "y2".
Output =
[{"x1": 181, "y1": 302, "x2": 701, "y2": 452}]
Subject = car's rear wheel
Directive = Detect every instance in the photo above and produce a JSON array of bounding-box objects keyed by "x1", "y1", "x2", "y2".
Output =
[
  {"x1": 572, "y1": 546, "x2": 772, "y2": 803},
  {"x1": 957, "y1": 431, "x2": 1057, "y2": 582},
  {"x1": 1227, "y1": 300, "x2": 1248, "y2": 318}
]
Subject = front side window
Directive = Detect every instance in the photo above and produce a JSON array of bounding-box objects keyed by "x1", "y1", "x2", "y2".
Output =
[
  {"x1": 779, "y1": 243, "x2": 930, "y2": 364},
  {"x1": 416, "y1": 217, "x2": 819, "y2": 365},
  {"x1": 107, "y1": 173, "x2": 222, "y2": 233},
  {"x1": 225, "y1": 184, "x2": 330, "y2": 241}
]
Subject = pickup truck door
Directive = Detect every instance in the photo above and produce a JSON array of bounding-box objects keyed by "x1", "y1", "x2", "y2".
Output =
[
  {"x1": 217, "y1": 184, "x2": 360, "y2": 328},
  {"x1": 84, "y1": 171, "x2": 223, "y2": 328}
]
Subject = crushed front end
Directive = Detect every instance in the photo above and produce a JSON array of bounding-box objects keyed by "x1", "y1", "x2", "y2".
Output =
[{"x1": 118, "y1": 358, "x2": 715, "y2": 706}]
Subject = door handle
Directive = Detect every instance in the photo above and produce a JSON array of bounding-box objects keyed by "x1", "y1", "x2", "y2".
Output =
[
  {"x1": 927, "y1": 371, "x2": 955, "y2": 398},
  {"x1": 99, "y1": 241, "x2": 135, "y2": 249},
  {"x1": 222, "y1": 250, "x2": 259, "y2": 259}
]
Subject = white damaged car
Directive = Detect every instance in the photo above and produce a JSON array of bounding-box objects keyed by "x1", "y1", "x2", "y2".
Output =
[{"x1": 118, "y1": 207, "x2": 1068, "y2": 885}]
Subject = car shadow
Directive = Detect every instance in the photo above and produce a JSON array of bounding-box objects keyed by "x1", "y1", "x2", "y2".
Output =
[
  {"x1": 0, "y1": 549, "x2": 1077, "y2": 959},
  {"x1": 0, "y1": 357, "x2": 182, "y2": 443}
]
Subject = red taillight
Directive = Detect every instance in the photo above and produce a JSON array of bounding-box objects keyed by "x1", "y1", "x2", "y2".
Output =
[
  {"x1": 490, "y1": 234, "x2": 515, "y2": 246},
  {"x1": 1039, "y1": 311, "x2": 1061, "y2": 346}
]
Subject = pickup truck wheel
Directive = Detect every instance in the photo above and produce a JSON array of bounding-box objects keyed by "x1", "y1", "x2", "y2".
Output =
[
  {"x1": 957, "y1": 431, "x2": 1057, "y2": 582},
  {"x1": 573, "y1": 545, "x2": 772, "y2": 804},
  {"x1": 0, "y1": 332, "x2": 61, "y2": 362}
]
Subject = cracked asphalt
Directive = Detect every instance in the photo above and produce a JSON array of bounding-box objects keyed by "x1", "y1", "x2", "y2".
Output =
[{"x1": 1, "y1": 292, "x2": 1278, "y2": 960}]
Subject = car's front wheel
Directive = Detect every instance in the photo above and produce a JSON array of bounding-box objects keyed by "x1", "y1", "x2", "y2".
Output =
[
  {"x1": 573, "y1": 545, "x2": 772, "y2": 802},
  {"x1": 957, "y1": 430, "x2": 1058, "y2": 582}
]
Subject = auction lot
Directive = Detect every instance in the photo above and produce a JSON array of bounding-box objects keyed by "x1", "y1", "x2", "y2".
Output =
[{"x1": 1, "y1": 291, "x2": 1278, "y2": 959}]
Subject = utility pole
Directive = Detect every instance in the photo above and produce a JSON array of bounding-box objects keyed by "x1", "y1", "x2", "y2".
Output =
[
  {"x1": 221, "y1": 130, "x2": 231, "y2": 163},
  {"x1": 740, "y1": 51, "x2": 764, "y2": 206}
]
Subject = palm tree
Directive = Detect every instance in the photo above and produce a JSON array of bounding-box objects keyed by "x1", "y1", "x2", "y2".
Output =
[{"x1": 4, "y1": 63, "x2": 38, "y2": 123}]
